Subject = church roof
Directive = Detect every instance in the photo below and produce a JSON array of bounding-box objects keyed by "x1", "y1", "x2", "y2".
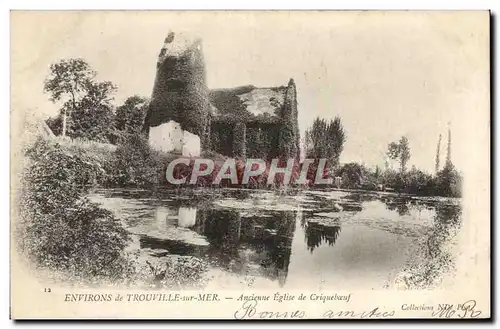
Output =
[{"x1": 208, "y1": 84, "x2": 287, "y2": 123}]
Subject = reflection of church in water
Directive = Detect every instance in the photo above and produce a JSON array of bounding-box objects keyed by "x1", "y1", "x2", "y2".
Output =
[
  {"x1": 142, "y1": 204, "x2": 344, "y2": 287},
  {"x1": 144, "y1": 207, "x2": 297, "y2": 287}
]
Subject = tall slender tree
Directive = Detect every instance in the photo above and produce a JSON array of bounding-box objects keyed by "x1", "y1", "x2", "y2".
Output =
[
  {"x1": 435, "y1": 134, "x2": 442, "y2": 175},
  {"x1": 436, "y1": 124, "x2": 461, "y2": 197},
  {"x1": 445, "y1": 124, "x2": 452, "y2": 169}
]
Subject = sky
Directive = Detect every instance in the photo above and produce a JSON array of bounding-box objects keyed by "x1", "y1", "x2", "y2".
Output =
[{"x1": 10, "y1": 11, "x2": 490, "y2": 173}]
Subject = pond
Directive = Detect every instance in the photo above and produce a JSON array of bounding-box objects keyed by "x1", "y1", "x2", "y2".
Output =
[{"x1": 89, "y1": 188, "x2": 462, "y2": 290}]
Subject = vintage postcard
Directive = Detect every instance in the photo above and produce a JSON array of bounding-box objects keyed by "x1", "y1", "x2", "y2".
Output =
[{"x1": 10, "y1": 10, "x2": 490, "y2": 319}]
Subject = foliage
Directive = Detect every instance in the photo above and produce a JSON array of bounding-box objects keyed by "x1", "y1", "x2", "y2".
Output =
[
  {"x1": 432, "y1": 126, "x2": 462, "y2": 197},
  {"x1": 17, "y1": 138, "x2": 131, "y2": 280},
  {"x1": 68, "y1": 80, "x2": 118, "y2": 143},
  {"x1": 115, "y1": 95, "x2": 149, "y2": 135},
  {"x1": 404, "y1": 168, "x2": 435, "y2": 195},
  {"x1": 110, "y1": 133, "x2": 174, "y2": 187},
  {"x1": 435, "y1": 134, "x2": 442, "y2": 174},
  {"x1": 435, "y1": 164, "x2": 462, "y2": 198},
  {"x1": 232, "y1": 122, "x2": 246, "y2": 157},
  {"x1": 304, "y1": 116, "x2": 346, "y2": 168},
  {"x1": 357, "y1": 164, "x2": 462, "y2": 197},
  {"x1": 43, "y1": 59, "x2": 96, "y2": 103},
  {"x1": 278, "y1": 124, "x2": 296, "y2": 159},
  {"x1": 46, "y1": 116, "x2": 63, "y2": 136},
  {"x1": 43, "y1": 59, "x2": 97, "y2": 137},
  {"x1": 278, "y1": 79, "x2": 299, "y2": 159},
  {"x1": 146, "y1": 48, "x2": 209, "y2": 141},
  {"x1": 134, "y1": 257, "x2": 210, "y2": 289},
  {"x1": 336, "y1": 162, "x2": 365, "y2": 189},
  {"x1": 54, "y1": 137, "x2": 117, "y2": 187},
  {"x1": 380, "y1": 168, "x2": 401, "y2": 189},
  {"x1": 387, "y1": 136, "x2": 411, "y2": 173},
  {"x1": 44, "y1": 58, "x2": 118, "y2": 143},
  {"x1": 334, "y1": 160, "x2": 462, "y2": 198},
  {"x1": 445, "y1": 127, "x2": 452, "y2": 167}
]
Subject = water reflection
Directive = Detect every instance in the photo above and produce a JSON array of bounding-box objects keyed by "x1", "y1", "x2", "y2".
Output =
[
  {"x1": 381, "y1": 197, "x2": 411, "y2": 216},
  {"x1": 391, "y1": 200, "x2": 462, "y2": 288},
  {"x1": 426, "y1": 204, "x2": 461, "y2": 263},
  {"x1": 101, "y1": 189, "x2": 463, "y2": 289},
  {"x1": 300, "y1": 216, "x2": 342, "y2": 253},
  {"x1": 143, "y1": 207, "x2": 297, "y2": 286}
]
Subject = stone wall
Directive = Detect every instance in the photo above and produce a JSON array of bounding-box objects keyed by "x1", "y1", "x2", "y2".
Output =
[
  {"x1": 148, "y1": 120, "x2": 200, "y2": 156},
  {"x1": 148, "y1": 121, "x2": 183, "y2": 154},
  {"x1": 182, "y1": 130, "x2": 201, "y2": 157}
]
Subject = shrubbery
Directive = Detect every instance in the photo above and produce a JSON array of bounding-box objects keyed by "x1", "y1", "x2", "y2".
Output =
[
  {"x1": 16, "y1": 138, "x2": 132, "y2": 281},
  {"x1": 335, "y1": 162, "x2": 462, "y2": 197},
  {"x1": 108, "y1": 133, "x2": 175, "y2": 187}
]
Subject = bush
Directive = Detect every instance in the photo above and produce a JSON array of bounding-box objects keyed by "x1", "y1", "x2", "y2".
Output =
[
  {"x1": 53, "y1": 137, "x2": 116, "y2": 187},
  {"x1": 336, "y1": 162, "x2": 364, "y2": 189},
  {"x1": 108, "y1": 133, "x2": 176, "y2": 187},
  {"x1": 17, "y1": 137, "x2": 131, "y2": 281}
]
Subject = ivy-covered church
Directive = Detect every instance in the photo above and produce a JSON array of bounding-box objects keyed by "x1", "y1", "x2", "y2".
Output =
[{"x1": 143, "y1": 32, "x2": 300, "y2": 160}]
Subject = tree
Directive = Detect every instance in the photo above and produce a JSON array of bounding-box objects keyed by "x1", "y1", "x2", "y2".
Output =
[
  {"x1": 304, "y1": 118, "x2": 327, "y2": 158},
  {"x1": 44, "y1": 59, "x2": 118, "y2": 143},
  {"x1": 387, "y1": 136, "x2": 411, "y2": 173},
  {"x1": 337, "y1": 162, "x2": 364, "y2": 189},
  {"x1": 61, "y1": 80, "x2": 117, "y2": 143},
  {"x1": 75, "y1": 81, "x2": 118, "y2": 142},
  {"x1": 445, "y1": 125, "x2": 452, "y2": 169},
  {"x1": 436, "y1": 126, "x2": 462, "y2": 197},
  {"x1": 399, "y1": 137, "x2": 411, "y2": 172},
  {"x1": 435, "y1": 134, "x2": 442, "y2": 175},
  {"x1": 116, "y1": 95, "x2": 149, "y2": 134},
  {"x1": 406, "y1": 167, "x2": 434, "y2": 195},
  {"x1": 304, "y1": 116, "x2": 346, "y2": 168},
  {"x1": 43, "y1": 59, "x2": 97, "y2": 137},
  {"x1": 326, "y1": 116, "x2": 346, "y2": 167}
]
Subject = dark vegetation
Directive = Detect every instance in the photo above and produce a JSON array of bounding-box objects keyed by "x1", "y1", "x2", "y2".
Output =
[
  {"x1": 145, "y1": 41, "x2": 210, "y2": 147},
  {"x1": 17, "y1": 138, "x2": 133, "y2": 281},
  {"x1": 16, "y1": 136, "x2": 211, "y2": 285},
  {"x1": 304, "y1": 116, "x2": 462, "y2": 198},
  {"x1": 334, "y1": 162, "x2": 462, "y2": 197}
]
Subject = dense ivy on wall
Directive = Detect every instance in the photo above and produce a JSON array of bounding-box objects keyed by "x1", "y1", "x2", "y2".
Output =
[
  {"x1": 246, "y1": 127, "x2": 268, "y2": 159},
  {"x1": 232, "y1": 122, "x2": 246, "y2": 158},
  {"x1": 278, "y1": 79, "x2": 299, "y2": 159},
  {"x1": 211, "y1": 123, "x2": 234, "y2": 157},
  {"x1": 145, "y1": 43, "x2": 209, "y2": 143}
]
